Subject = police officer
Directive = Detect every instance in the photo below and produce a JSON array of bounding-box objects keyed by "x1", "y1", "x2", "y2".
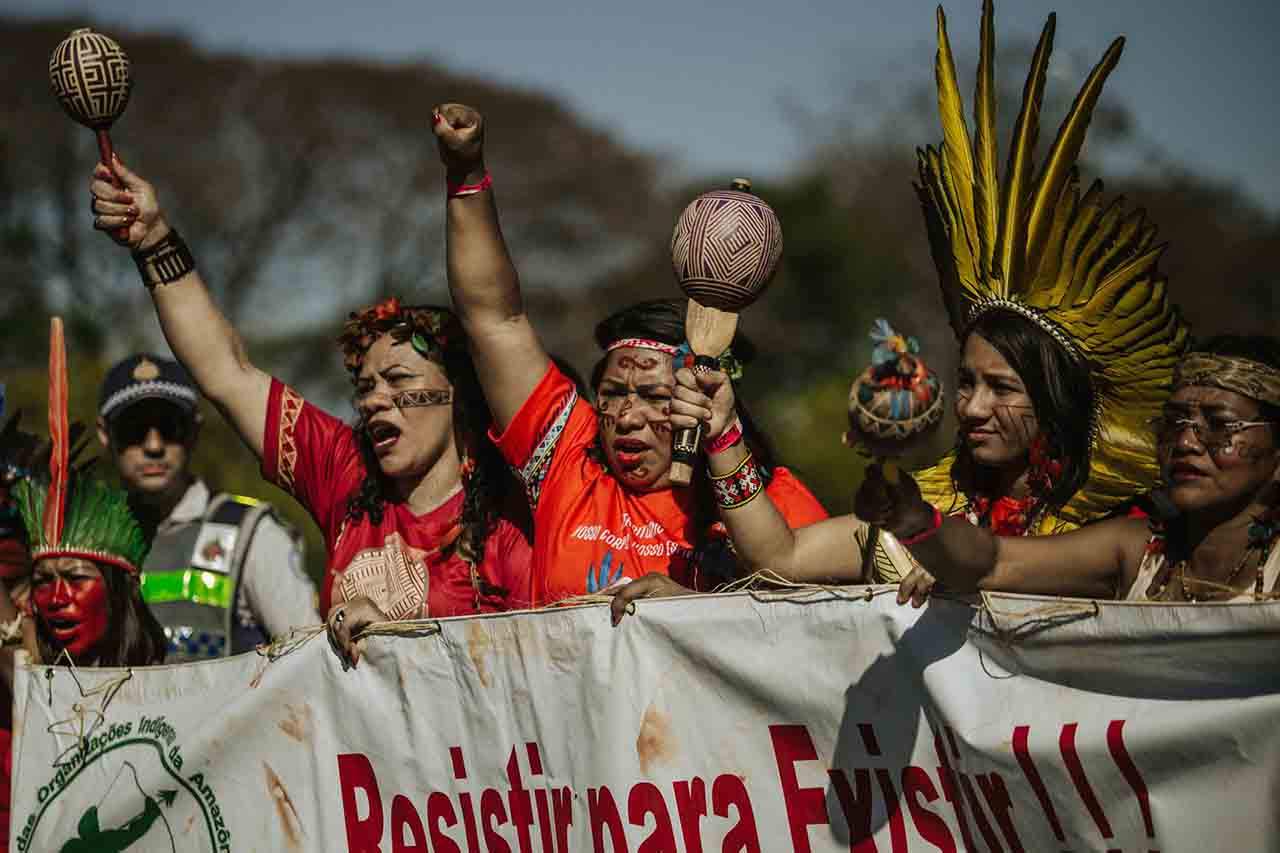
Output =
[{"x1": 97, "y1": 354, "x2": 317, "y2": 661}]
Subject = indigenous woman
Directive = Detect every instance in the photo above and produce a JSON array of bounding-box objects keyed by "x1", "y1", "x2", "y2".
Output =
[
  {"x1": 619, "y1": 0, "x2": 1189, "y2": 609},
  {"x1": 863, "y1": 335, "x2": 1280, "y2": 604},
  {"x1": 434, "y1": 107, "x2": 828, "y2": 606},
  {"x1": 88, "y1": 161, "x2": 532, "y2": 667},
  {"x1": 0, "y1": 323, "x2": 166, "y2": 852}
]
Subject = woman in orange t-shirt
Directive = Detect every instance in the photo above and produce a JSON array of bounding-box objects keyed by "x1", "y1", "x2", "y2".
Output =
[{"x1": 435, "y1": 104, "x2": 827, "y2": 606}]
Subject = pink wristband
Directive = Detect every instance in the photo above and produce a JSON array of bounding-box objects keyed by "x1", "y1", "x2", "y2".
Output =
[
  {"x1": 706, "y1": 416, "x2": 743, "y2": 455},
  {"x1": 447, "y1": 172, "x2": 492, "y2": 198},
  {"x1": 897, "y1": 505, "x2": 943, "y2": 546}
]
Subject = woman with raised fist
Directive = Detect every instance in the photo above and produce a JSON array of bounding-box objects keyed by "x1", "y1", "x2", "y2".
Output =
[
  {"x1": 433, "y1": 103, "x2": 827, "y2": 608},
  {"x1": 88, "y1": 157, "x2": 532, "y2": 668}
]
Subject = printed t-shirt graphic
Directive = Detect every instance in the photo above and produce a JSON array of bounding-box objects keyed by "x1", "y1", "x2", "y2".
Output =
[
  {"x1": 261, "y1": 379, "x2": 532, "y2": 616},
  {"x1": 493, "y1": 363, "x2": 827, "y2": 605}
]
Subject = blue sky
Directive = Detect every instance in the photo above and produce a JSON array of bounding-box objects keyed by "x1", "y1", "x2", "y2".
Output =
[{"x1": 7, "y1": 0, "x2": 1277, "y2": 211}]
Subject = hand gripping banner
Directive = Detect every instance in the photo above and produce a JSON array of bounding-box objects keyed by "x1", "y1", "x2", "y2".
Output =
[{"x1": 11, "y1": 590, "x2": 1280, "y2": 852}]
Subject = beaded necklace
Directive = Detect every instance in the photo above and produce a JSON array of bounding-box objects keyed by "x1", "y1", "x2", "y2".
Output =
[{"x1": 1146, "y1": 510, "x2": 1279, "y2": 602}]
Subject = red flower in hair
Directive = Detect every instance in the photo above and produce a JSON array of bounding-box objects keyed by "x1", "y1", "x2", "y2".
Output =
[{"x1": 371, "y1": 296, "x2": 402, "y2": 322}]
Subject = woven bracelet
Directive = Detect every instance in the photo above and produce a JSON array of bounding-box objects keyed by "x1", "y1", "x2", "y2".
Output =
[{"x1": 710, "y1": 450, "x2": 764, "y2": 510}]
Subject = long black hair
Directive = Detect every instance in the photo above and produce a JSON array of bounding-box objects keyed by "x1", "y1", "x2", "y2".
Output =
[
  {"x1": 34, "y1": 562, "x2": 166, "y2": 667},
  {"x1": 339, "y1": 301, "x2": 516, "y2": 572},
  {"x1": 952, "y1": 309, "x2": 1095, "y2": 510}
]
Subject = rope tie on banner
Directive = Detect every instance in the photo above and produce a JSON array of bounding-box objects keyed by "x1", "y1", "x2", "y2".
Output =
[
  {"x1": 256, "y1": 620, "x2": 444, "y2": 663},
  {"x1": 44, "y1": 650, "x2": 135, "y2": 767},
  {"x1": 977, "y1": 592, "x2": 1100, "y2": 645}
]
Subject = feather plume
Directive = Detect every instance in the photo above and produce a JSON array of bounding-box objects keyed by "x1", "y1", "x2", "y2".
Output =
[
  {"x1": 43, "y1": 318, "x2": 68, "y2": 548},
  {"x1": 1026, "y1": 37, "x2": 1125, "y2": 277},
  {"x1": 996, "y1": 13, "x2": 1054, "y2": 294},
  {"x1": 934, "y1": 5, "x2": 980, "y2": 289},
  {"x1": 972, "y1": 0, "x2": 999, "y2": 280}
]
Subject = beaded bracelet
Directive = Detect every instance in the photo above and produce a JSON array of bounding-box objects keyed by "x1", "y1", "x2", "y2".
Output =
[
  {"x1": 710, "y1": 450, "x2": 764, "y2": 509},
  {"x1": 897, "y1": 505, "x2": 944, "y2": 546},
  {"x1": 133, "y1": 229, "x2": 196, "y2": 289},
  {"x1": 447, "y1": 172, "x2": 492, "y2": 198},
  {"x1": 705, "y1": 416, "x2": 743, "y2": 455}
]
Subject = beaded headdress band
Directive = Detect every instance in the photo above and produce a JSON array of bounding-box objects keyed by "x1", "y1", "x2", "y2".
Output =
[{"x1": 1175, "y1": 354, "x2": 1280, "y2": 408}]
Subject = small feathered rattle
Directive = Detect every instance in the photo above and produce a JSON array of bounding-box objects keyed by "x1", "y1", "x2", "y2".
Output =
[{"x1": 845, "y1": 319, "x2": 944, "y2": 482}]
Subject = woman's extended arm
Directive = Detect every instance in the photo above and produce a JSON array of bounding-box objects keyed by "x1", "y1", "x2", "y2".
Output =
[
  {"x1": 854, "y1": 464, "x2": 1149, "y2": 601},
  {"x1": 90, "y1": 158, "x2": 271, "y2": 458},
  {"x1": 433, "y1": 104, "x2": 549, "y2": 429}
]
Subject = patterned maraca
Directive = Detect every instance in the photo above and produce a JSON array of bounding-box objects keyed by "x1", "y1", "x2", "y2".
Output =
[
  {"x1": 49, "y1": 28, "x2": 132, "y2": 237},
  {"x1": 846, "y1": 319, "x2": 944, "y2": 483},
  {"x1": 668, "y1": 179, "x2": 783, "y2": 486}
]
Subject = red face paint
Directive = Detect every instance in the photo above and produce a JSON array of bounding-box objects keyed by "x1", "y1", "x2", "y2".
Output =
[{"x1": 32, "y1": 558, "x2": 110, "y2": 660}]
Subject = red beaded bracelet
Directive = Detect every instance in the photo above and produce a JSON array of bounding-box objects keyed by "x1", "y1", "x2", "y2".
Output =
[
  {"x1": 705, "y1": 416, "x2": 743, "y2": 455},
  {"x1": 447, "y1": 172, "x2": 492, "y2": 198},
  {"x1": 897, "y1": 505, "x2": 944, "y2": 546}
]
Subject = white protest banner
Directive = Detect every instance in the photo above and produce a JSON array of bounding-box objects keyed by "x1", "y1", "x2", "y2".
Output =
[{"x1": 11, "y1": 590, "x2": 1280, "y2": 852}]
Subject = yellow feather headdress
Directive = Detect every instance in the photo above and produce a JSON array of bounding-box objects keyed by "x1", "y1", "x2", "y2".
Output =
[{"x1": 912, "y1": 1, "x2": 1189, "y2": 531}]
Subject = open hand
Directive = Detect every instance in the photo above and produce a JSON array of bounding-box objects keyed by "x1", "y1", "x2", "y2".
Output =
[
  {"x1": 896, "y1": 564, "x2": 938, "y2": 608},
  {"x1": 432, "y1": 102, "x2": 485, "y2": 181},
  {"x1": 605, "y1": 573, "x2": 695, "y2": 626},
  {"x1": 671, "y1": 366, "x2": 736, "y2": 444},
  {"x1": 325, "y1": 595, "x2": 387, "y2": 670},
  {"x1": 89, "y1": 155, "x2": 169, "y2": 250}
]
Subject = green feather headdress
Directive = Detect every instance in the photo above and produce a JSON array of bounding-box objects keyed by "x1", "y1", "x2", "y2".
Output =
[{"x1": 12, "y1": 319, "x2": 148, "y2": 574}]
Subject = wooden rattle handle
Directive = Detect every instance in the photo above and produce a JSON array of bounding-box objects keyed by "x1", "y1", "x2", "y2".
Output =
[
  {"x1": 95, "y1": 129, "x2": 130, "y2": 241},
  {"x1": 669, "y1": 354, "x2": 719, "y2": 487}
]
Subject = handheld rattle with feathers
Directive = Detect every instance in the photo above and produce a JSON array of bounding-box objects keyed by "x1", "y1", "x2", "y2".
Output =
[
  {"x1": 845, "y1": 319, "x2": 944, "y2": 483},
  {"x1": 668, "y1": 178, "x2": 783, "y2": 486},
  {"x1": 49, "y1": 28, "x2": 132, "y2": 239}
]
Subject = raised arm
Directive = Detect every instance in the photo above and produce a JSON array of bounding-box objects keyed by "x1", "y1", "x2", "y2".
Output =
[
  {"x1": 90, "y1": 157, "x2": 270, "y2": 458},
  {"x1": 433, "y1": 103, "x2": 549, "y2": 429},
  {"x1": 671, "y1": 366, "x2": 869, "y2": 582},
  {"x1": 854, "y1": 464, "x2": 1149, "y2": 602}
]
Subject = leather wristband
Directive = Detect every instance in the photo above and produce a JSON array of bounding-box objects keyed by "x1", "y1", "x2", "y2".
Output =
[{"x1": 133, "y1": 229, "x2": 195, "y2": 289}]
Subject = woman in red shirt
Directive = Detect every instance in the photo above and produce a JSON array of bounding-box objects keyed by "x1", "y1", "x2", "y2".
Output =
[
  {"x1": 434, "y1": 104, "x2": 827, "y2": 606},
  {"x1": 88, "y1": 160, "x2": 532, "y2": 667}
]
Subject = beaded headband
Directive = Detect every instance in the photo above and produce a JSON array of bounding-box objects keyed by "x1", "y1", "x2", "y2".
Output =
[
  {"x1": 603, "y1": 338, "x2": 743, "y2": 380},
  {"x1": 606, "y1": 338, "x2": 681, "y2": 356},
  {"x1": 1175, "y1": 354, "x2": 1280, "y2": 408}
]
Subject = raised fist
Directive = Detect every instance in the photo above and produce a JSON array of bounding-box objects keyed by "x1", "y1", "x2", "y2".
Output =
[
  {"x1": 432, "y1": 103, "x2": 485, "y2": 180},
  {"x1": 89, "y1": 155, "x2": 170, "y2": 250}
]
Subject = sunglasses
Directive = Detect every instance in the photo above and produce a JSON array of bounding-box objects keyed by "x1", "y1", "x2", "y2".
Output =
[{"x1": 110, "y1": 408, "x2": 191, "y2": 447}]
